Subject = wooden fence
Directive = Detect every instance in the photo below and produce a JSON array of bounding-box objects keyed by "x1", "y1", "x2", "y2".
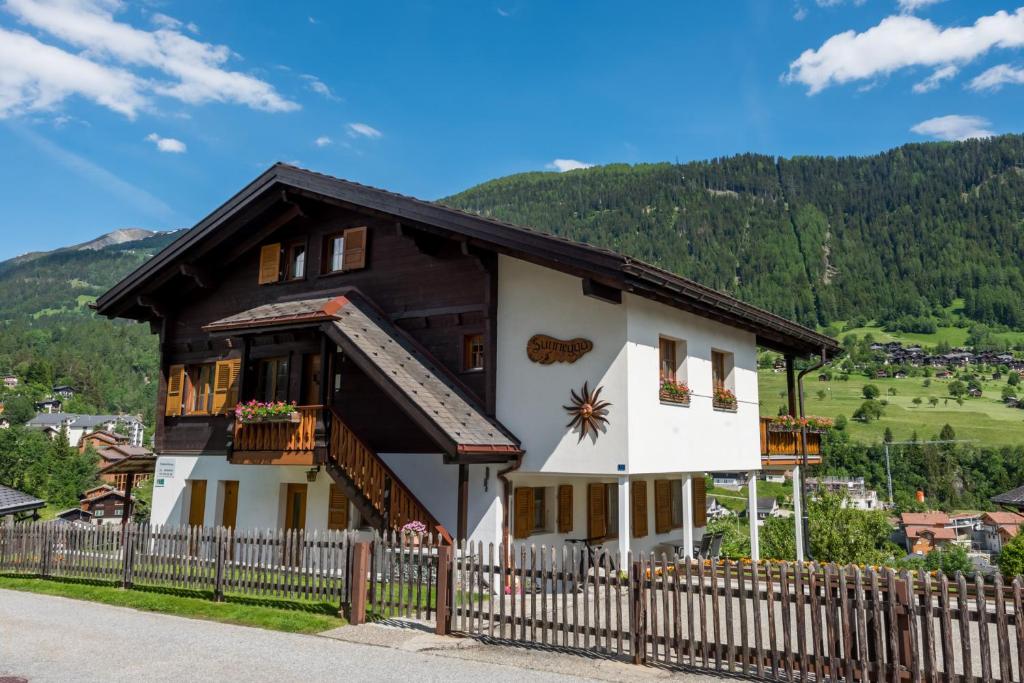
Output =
[
  {"x1": 3, "y1": 523, "x2": 1022, "y2": 682},
  {"x1": 448, "y1": 542, "x2": 1024, "y2": 683}
]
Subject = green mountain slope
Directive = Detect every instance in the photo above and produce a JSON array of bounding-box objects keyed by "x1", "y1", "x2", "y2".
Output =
[
  {"x1": 444, "y1": 135, "x2": 1024, "y2": 330},
  {"x1": 0, "y1": 231, "x2": 179, "y2": 422}
]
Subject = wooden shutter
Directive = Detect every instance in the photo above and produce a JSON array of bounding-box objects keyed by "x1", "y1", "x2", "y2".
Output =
[
  {"x1": 654, "y1": 480, "x2": 672, "y2": 534},
  {"x1": 165, "y1": 364, "x2": 185, "y2": 416},
  {"x1": 342, "y1": 227, "x2": 367, "y2": 271},
  {"x1": 225, "y1": 358, "x2": 241, "y2": 408},
  {"x1": 258, "y1": 243, "x2": 281, "y2": 284},
  {"x1": 557, "y1": 484, "x2": 573, "y2": 533},
  {"x1": 211, "y1": 360, "x2": 234, "y2": 414},
  {"x1": 632, "y1": 480, "x2": 648, "y2": 538},
  {"x1": 514, "y1": 487, "x2": 534, "y2": 539},
  {"x1": 328, "y1": 484, "x2": 349, "y2": 530},
  {"x1": 692, "y1": 476, "x2": 708, "y2": 528},
  {"x1": 588, "y1": 483, "x2": 606, "y2": 540}
]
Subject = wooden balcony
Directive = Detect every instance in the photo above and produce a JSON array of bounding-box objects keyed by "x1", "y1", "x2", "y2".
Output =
[
  {"x1": 759, "y1": 417, "x2": 823, "y2": 468},
  {"x1": 230, "y1": 405, "x2": 322, "y2": 466}
]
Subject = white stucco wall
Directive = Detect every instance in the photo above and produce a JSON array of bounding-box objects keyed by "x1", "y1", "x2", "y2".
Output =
[
  {"x1": 496, "y1": 256, "x2": 629, "y2": 475},
  {"x1": 150, "y1": 455, "x2": 356, "y2": 531},
  {"x1": 625, "y1": 294, "x2": 761, "y2": 474},
  {"x1": 378, "y1": 452, "x2": 457, "y2": 532}
]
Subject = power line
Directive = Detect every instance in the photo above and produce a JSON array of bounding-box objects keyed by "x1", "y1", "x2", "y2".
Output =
[{"x1": 882, "y1": 438, "x2": 977, "y2": 504}]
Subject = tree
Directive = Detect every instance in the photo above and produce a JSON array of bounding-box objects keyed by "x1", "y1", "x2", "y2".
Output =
[
  {"x1": 1003, "y1": 385, "x2": 1018, "y2": 401},
  {"x1": 807, "y1": 493, "x2": 894, "y2": 565},
  {"x1": 939, "y1": 424, "x2": 956, "y2": 441},
  {"x1": 948, "y1": 380, "x2": 967, "y2": 399},
  {"x1": 1000, "y1": 530, "x2": 1024, "y2": 577},
  {"x1": 922, "y1": 378, "x2": 931, "y2": 388},
  {"x1": 912, "y1": 397, "x2": 923, "y2": 406},
  {"x1": 862, "y1": 384, "x2": 880, "y2": 400},
  {"x1": 929, "y1": 396, "x2": 939, "y2": 407},
  {"x1": 761, "y1": 515, "x2": 797, "y2": 560},
  {"x1": 924, "y1": 544, "x2": 972, "y2": 577},
  {"x1": 853, "y1": 400, "x2": 884, "y2": 422},
  {"x1": 1011, "y1": 373, "x2": 1021, "y2": 387},
  {"x1": 834, "y1": 414, "x2": 848, "y2": 430},
  {"x1": 884, "y1": 427, "x2": 894, "y2": 443}
]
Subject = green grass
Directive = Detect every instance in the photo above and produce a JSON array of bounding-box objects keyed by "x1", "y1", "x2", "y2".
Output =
[
  {"x1": 708, "y1": 480, "x2": 793, "y2": 514},
  {"x1": 0, "y1": 575, "x2": 346, "y2": 633},
  {"x1": 759, "y1": 368, "x2": 1024, "y2": 445}
]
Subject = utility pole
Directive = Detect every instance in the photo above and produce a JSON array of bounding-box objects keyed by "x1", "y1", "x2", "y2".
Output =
[{"x1": 882, "y1": 438, "x2": 976, "y2": 505}]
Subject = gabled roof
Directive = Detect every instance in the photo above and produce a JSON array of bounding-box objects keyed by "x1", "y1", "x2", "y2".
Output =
[
  {"x1": 0, "y1": 484, "x2": 45, "y2": 516},
  {"x1": 906, "y1": 525, "x2": 956, "y2": 541},
  {"x1": 982, "y1": 511, "x2": 1024, "y2": 526},
  {"x1": 900, "y1": 511, "x2": 950, "y2": 527},
  {"x1": 205, "y1": 291, "x2": 521, "y2": 459},
  {"x1": 992, "y1": 484, "x2": 1024, "y2": 507},
  {"x1": 95, "y1": 163, "x2": 839, "y2": 358}
]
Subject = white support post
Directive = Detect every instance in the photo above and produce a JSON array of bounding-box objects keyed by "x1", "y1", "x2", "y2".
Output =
[
  {"x1": 747, "y1": 471, "x2": 760, "y2": 562},
  {"x1": 617, "y1": 476, "x2": 630, "y2": 562},
  {"x1": 792, "y1": 465, "x2": 805, "y2": 562},
  {"x1": 682, "y1": 473, "x2": 694, "y2": 558}
]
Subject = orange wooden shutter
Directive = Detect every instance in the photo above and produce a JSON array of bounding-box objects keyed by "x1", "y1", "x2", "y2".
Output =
[
  {"x1": 211, "y1": 360, "x2": 234, "y2": 414},
  {"x1": 654, "y1": 480, "x2": 672, "y2": 534},
  {"x1": 225, "y1": 358, "x2": 241, "y2": 409},
  {"x1": 341, "y1": 227, "x2": 367, "y2": 270},
  {"x1": 588, "y1": 483, "x2": 606, "y2": 540},
  {"x1": 557, "y1": 484, "x2": 573, "y2": 533},
  {"x1": 258, "y1": 243, "x2": 281, "y2": 284},
  {"x1": 692, "y1": 476, "x2": 707, "y2": 528},
  {"x1": 632, "y1": 480, "x2": 648, "y2": 538},
  {"x1": 513, "y1": 487, "x2": 534, "y2": 539},
  {"x1": 328, "y1": 484, "x2": 349, "y2": 530},
  {"x1": 165, "y1": 364, "x2": 185, "y2": 416}
]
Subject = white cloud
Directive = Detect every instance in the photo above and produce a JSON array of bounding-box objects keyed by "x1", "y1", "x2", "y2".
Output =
[
  {"x1": 912, "y1": 64, "x2": 957, "y2": 92},
  {"x1": 546, "y1": 159, "x2": 594, "y2": 172},
  {"x1": 308, "y1": 16, "x2": 318, "y2": 24},
  {"x1": 785, "y1": 8, "x2": 1024, "y2": 94},
  {"x1": 314, "y1": 135, "x2": 332, "y2": 147},
  {"x1": 910, "y1": 114, "x2": 993, "y2": 141},
  {"x1": 151, "y1": 12, "x2": 198, "y2": 34},
  {"x1": 346, "y1": 122, "x2": 382, "y2": 139},
  {"x1": 968, "y1": 63, "x2": 1024, "y2": 91},
  {"x1": 0, "y1": 26, "x2": 146, "y2": 118},
  {"x1": 497, "y1": 7, "x2": 511, "y2": 17},
  {"x1": 794, "y1": 6, "x2": 808, "y2": 21},
  {"x1": 301, "y1": 74, "x2": 338, "y2": 100},
  {"x1": 0, "y1": 0, "x2": 298, "y2": 119},
  {"x1": 145, "y1": 132, "x2": 186, "y2": 153},
  {"x1": 814, "y1": 0, "x2": 866, "y2": 6},
  {"x1": 897, "y1": 0, "x2": 945, "y2": 13}
]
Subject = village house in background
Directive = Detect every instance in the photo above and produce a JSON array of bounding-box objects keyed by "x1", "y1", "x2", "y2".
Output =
[
  {"x1": 1, "y1": 373, "x2": 18, "y2": 389},
  {"x1": 976, "y1": 511, "x2": 1024, "y2": 554},
  {"x1": 899, "y1": 511, "x2": 957, "y2": 555},
  {"x1": 77, "y1": 485, "x2": 133, "y2": 525},
  {"x1": 25, "y1": 413, "x2": 144, "y2": 448},
  {"x1": 805, "y1": 476, "x2": 881, "y2": 510},
  {"x1": 93, "y1": 164, "x2": 839, "y2": 562}
]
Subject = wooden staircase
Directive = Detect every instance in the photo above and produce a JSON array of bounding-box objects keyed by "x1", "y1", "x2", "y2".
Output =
[{"x1": 324, "y1": 409, "x2": 449, "y2": 540}]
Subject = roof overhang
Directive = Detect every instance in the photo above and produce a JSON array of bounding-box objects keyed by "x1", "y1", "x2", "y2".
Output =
[
  {"x1": 95, "y1": 164, "x2": 839, "y2": 359},
  {"x1": 101, "y1": 453, "x2": 157, "y2": 475}
]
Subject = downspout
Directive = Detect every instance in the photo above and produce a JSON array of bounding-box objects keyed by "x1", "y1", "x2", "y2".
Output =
[
  {"x1": 796, "y1": 347, "x2": 828, "y2": 560},
  {"x1": 497, "y1": 452, "x2": 524, "y2": 565}
]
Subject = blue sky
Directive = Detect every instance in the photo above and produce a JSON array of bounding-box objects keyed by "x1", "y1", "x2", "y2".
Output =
[{"x1": 1, "y1": 0, "x2": 1023, "y2": 259}]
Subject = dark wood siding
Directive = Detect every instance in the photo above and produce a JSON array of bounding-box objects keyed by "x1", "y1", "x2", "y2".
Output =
[{"x1": 158, "y1": 204, "x2": 493, "y2": 455}]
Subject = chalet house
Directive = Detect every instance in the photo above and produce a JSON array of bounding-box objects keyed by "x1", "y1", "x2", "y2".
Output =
[
  {"x1": 79, "y1": 485, "x2": 132, "y2": 525},
  {"x1": 79, "y1": 429, "x2": 130, "y2": 453},
  {"x1": 992, "y1": 484, "x2": 1024, "y2": 512},
  {"x1": 711, "y1": 472, "x2": 744, "y2": 490},
  {"x1": 56, "y1": 508, "x2": 94, "y2": 525},
  {"x1": 899, "y1": 511, "x2": 954, "y2": 554},
  {"x1": 977, "y1": 511, "x2": 1024, "y2": 554},
  {"x1": 94, "y1": 164, "x2": 838, "y2": 560},
  {"x1": 1, "y1": 374, "x2": 17, "y2": 388},
  {"x1": 26, "y1": 413, "x2": 144, "y2": 448},
  {"x1": 705, "y1": 496, "x2": 732, "y2": 521},
  {"x1": 52, "y1": 385, "x2": 77, "y2": 400},
  {"x1": 753, "y1": 497, "x2": 779, "y2": 524},
  {"x1": 34, "y1": 397, "x2": 62, "y2": 413},
  {"x1": 805, "y1": 476, "x2": 881, "y2": 511},
  {"x1": 96, "y1": 444, "x2": 154, "y2": 490}
]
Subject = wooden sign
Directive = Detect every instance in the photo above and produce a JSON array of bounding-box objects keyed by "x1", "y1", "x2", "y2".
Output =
[{"x1": 527, "y1": 335, "x2": 593, "y2": 364}]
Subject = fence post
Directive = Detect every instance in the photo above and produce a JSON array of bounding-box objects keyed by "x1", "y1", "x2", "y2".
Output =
[
  {"x1": 213, "y1": 527, "x2": 226, "y2": 602},
  {"x1": 121, "y1": 523, "x2": 134, "y2": 589},
  {"x1": 435, "y1": 543, "x2": 453, "y2": 636},
  {"x1": 631, "y1": 560, "x2": 647, "y2": 665},
  {"x1": 39, "y1": 523, "x2": 50, "y2": 578},
  {"x1": 348, "y1": 540, "x2": 371, "y2": 625},
  {"x1": 894, "y1": 574, "x2": 914, "y2": 671}
]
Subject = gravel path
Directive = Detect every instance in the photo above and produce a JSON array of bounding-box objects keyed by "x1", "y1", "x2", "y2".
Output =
[{"x1": 0, "y1": 589, "x2": 721, "y2": 682}]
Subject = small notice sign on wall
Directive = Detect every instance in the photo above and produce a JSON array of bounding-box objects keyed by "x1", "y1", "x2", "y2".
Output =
[
  {"x1": 155, "y1": 460, "x2": 175, "y2": 487},
  {"x1": 526, "y1": 335, "x2": 593, "y2": 364}
]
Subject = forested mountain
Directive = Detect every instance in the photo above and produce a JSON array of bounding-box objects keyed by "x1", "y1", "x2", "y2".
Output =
[
  {"x1": 0, "y1": 231, "x2": 178, "y2": 423},
  {"x1": 444, "y1": 134, "x2": 1024, "y2": 330}
]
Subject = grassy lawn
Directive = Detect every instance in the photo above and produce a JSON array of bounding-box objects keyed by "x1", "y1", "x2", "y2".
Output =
[
  {"x1": 708, "y1": 480, "x2": 793, "y2": 515},
  {"x1": 0, "y1": 575, "x2": 346, "y2": 633},
  {"x1": 759, "y1": 368, "x2": 1024, "y2": 445}
]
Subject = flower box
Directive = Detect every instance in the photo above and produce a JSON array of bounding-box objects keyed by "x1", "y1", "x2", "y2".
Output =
[
  {"x1": 659, "y1": 381, "x2": 691, "y2": 405},
  {"x1": 713, "y1": 400, "x2": 738, "y2": 412},
  {"x1": 234, "y1": 400, "x2": 300, "y2": 424},
  {"x1": 712, "y1": 387, "x2": 737, "y2": 411},
  {"x1": 768, "y1": 415, "x2": 833, "y2": 432},
  {"x1": 240, "y1": 412, "x2": 301, "y2": 425},
  {"x1": 766, "y1": 423, "x2": 828, "y2": 434}
]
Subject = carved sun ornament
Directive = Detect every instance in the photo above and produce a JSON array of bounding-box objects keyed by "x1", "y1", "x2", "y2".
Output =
[{"x1": 563, "y1": 381, "x2": 611, "y2": 443}]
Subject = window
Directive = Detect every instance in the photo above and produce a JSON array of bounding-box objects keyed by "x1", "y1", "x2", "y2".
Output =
[
  {"x1": 532, "y1": 488, "x2": 547, "y2": 532},
  {"x1": 655, "y1": 479, "x2": 684, "y2": 534},
  {"x1": 114, "y1": 505, "x2": 124, "y2": 516},
  {"x1": 321, "y1": 226, "x2": 368, "y2": 274},
  {"x1": 670, "y1": 480, "x2": 683, "y2": 528},
  {"x1": 187, "y1": 364, "x2": 214, "y2": 415},
  {"x1": 463, "y1": 333, "x2": 485, "y2": 371},
  {"x1": 712, "y1": 350, "x2": 731, "y2": 390},
  {"x1": 324, "y1": 233, "x2": 345, "y2": 273},
  {"x1": 285, "y1": 241, "x2": 306, "y2": 280},
  {"x1": 605, "y1": 484, "x2": 619, "y2": 538},
  {"x1": 94, "y1": 508, "x2": 104, "y2": 517},
  {"x1": 256, "y1": 357, "x2": 289, "y2": 403},
  {"x1": 659, "y1": 338, "x2": 677, "y2": 382}
]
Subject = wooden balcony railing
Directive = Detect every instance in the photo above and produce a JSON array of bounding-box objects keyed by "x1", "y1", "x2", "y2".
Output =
[
  {"x1": 328, "y1": 411, "x2": 441, "y2": 533},
  {"x1": 231, "y1": 405, "x2": 321, "y2": 465},
  {"x1": 759, "y1": 416, "x2": 823, "y2": 467}
]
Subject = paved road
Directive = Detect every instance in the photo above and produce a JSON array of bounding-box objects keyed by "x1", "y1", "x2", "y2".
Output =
[{"x1": 0, "y1": 590, "x2": 720, "y2": 682}]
